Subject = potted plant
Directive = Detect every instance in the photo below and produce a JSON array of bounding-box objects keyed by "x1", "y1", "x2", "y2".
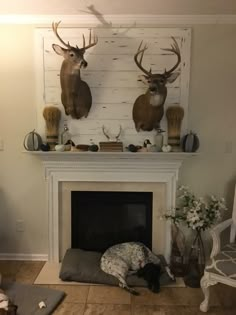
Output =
[{"x1": 164, "y1": 186, "x2": 227, "y2": 287}]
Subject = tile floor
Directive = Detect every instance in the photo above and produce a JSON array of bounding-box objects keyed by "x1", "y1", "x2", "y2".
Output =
[{"x1": 0, "y1": 260, "x2": 236, "y2": 314}]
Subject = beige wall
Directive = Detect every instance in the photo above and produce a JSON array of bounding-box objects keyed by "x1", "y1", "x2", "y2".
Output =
[
  {"x1": 0, "y1": 24, "x2": 235, "y2": 257},
  {"x1": 1, "y1": 0, "x2": 236, "y2": 15},
  {"x1": 179, "y1": 25, "x2": 236, "y2": 205},
  {"x1": 0, "y1": 25, "x2": 48, "y2": 255}
]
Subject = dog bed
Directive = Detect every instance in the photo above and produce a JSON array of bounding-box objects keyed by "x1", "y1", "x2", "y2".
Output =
[
  {"x1": 1, "y1": 280, "x2": 65, "y2": 315},
  {"x1": 59, "y1": 248, "x2": 175, "y2": 286}
]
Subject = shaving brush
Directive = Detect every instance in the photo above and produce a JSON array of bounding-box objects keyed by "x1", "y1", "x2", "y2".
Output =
[
  {"x1": 166, "y1": 106, "x2": 184, "y2": 151},
  {"x1": 43, "y1": 106, "x2": 61, "y2": 150}
]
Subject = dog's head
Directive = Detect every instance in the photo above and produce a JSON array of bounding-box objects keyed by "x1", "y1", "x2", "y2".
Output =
[{"x1": 137, "y1": 263, "x2": 161, "y2": 293}]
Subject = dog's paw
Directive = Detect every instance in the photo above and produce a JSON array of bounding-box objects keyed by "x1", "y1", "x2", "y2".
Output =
[
  {"x1": 124, "y1": 287, "x2": 140, "y2": 296},
  {"x1": 131, "y1": 289, "x2": 140, "y2": 296},
  {"x1": 165, "y1": 266, "x2": 175, "y2": 280}
]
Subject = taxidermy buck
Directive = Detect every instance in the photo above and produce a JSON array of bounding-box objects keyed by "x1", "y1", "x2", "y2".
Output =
[
  {"x1": 52, "y1": 21, "x2": 98, "y2": 119},
  {"x1": 133, "y1": 37, "x2": 181, "y2": 132}
]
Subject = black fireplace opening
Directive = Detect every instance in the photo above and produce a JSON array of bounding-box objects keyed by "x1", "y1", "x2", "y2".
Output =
[{"x1": 71, "y1": 191, "x2": 153, "y2": 252}]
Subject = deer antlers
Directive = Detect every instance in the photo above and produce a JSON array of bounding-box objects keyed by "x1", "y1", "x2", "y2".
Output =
[
  {"x1": 162, "y1": 37, "x2": 181, "y2": 76},
  {"x1": 52, "y1": 21, "x2": 98, "y2": 51},
  {"x1": 102, "y1": 125, "x2": 122, "y2": 142},
  {"x1": 134, "y1": 41, "x2": 150, "y2": 76},
  {"x1": 134, "y1": 37, "x2": 181, "y2": 78},
  {"x1": 52, "y1": 21, "x2": 71, "y2": 48},
  {"x1": 82, "y1": 30, "x2": 98, "y2": 50}
]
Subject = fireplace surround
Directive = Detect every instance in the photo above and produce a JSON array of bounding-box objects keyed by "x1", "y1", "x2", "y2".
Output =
[{"x1": 34, "y1": 151, "x2": 195, "y2": 263}]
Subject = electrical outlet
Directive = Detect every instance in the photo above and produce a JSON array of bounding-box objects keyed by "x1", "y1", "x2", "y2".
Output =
[{"x1": 16, "y1": 220, "x2": 25, "y2": 232}]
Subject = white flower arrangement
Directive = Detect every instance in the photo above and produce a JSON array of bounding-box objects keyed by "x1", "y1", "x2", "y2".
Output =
[{"x1": 164, "y1": 186, "x2": 228, "y2": 231}]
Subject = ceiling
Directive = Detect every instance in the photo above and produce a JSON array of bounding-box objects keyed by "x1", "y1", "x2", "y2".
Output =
[{"x1": 1, "y1": 0, "x2": 236, "y2": 15}]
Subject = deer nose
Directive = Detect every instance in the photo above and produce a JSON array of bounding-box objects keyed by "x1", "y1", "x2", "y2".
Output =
[
  {"x1": 149, "y1": 86, "x2": 156, "y2": 92},
  {"x1": 81, "y1": 60, "x2": 88, "y2": 68}
]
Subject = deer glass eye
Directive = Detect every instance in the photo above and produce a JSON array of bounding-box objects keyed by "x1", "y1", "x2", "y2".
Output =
[{"x1": 70, "y1": 52, "x2": 74, "y2": 57}]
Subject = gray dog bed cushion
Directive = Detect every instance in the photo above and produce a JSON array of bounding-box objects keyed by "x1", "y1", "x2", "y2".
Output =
[
  {"x1": 60, "y1": 248, "x2": 175, "y2": 286},
  {"x1": 1, "y1": 280, "x2": 65, "y2": 315}
]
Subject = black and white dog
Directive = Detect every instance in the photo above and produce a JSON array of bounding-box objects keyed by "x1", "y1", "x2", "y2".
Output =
[{"x1": 100, "y1": 242, "x2": 174, "y2": 295}]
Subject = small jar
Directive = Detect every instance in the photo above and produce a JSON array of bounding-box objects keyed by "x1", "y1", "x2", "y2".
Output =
[
  {"x1": 60, "y1": 123, "x2": 72, "y2": 145},
  {"x1": 154, "y1": 129, "x2": 165, "y2": 152}
]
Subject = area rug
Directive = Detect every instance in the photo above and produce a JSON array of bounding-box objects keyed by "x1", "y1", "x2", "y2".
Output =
[
  {"x1": 34, "y1": 262, "x2": 186, "y2": 287},
  {"x1": 2, "y1": 280, "x2": 65, "y2": 315}
]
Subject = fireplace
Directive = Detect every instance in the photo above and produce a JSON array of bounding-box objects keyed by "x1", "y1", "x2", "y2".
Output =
[
  {"x1": 71, "y1": 191, "x2": 153, "y2": 252},
  {"x1": 37, "y1": 151, "x2": 192, "y2": 262},
  {"x1": 60, "y1": 181, "x2": 167, "y2": 261}
]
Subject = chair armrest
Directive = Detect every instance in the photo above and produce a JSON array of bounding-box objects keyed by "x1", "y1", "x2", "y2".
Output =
[{"x1": 210, "y1": 219, "x2": 233, "y2": 258}]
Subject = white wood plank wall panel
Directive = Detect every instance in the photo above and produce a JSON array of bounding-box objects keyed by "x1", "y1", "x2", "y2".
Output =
[{"x1": 35, "y1": 27, "x2": 191, "y2": 147}]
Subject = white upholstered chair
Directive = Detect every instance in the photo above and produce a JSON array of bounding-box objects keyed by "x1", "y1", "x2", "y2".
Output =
[{"x1": 200, "y1": 185, "x2": 236, "y2": 312}]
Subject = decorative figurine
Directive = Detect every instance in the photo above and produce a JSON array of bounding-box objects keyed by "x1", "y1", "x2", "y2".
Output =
[{"x1": 23, "y1": 130, "x2": 42, "y2": 151}]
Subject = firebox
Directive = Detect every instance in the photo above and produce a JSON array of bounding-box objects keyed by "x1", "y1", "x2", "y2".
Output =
[{"x1": 71, "y1": 191, "x2": 153, "y2": 252}]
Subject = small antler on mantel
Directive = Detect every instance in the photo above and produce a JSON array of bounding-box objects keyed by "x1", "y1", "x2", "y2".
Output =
[
  {"x1": 102, "y1": 125, "x2": 110, "y2": 141},
  {"x1": 102, "y1": 125, "x2": 122, "y2": 142}
]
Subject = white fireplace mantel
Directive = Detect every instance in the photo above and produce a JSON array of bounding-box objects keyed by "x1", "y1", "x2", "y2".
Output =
[
  {"x1": 29, "y1": 151, "x2": 197, "y2": 262},
  {"x1": 30, "y1": 151, "x2": 196, "y2": 175}
]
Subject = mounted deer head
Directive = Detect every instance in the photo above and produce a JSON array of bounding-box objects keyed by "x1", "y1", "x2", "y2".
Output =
[
  {"x1": 132, "y1": 37, "x2": 181, "y2": 132},
  {"x1": 52, "y1": 21, "x2": 98, "y2": 119}
]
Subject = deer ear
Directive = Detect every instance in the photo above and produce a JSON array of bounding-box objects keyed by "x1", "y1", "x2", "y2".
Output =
[
  {"x1": 166, "y1": 72, "x2": 180, "y2": 83},
  {"x1": 52, "y1": 44, "x2": 66, "y2": 56}
]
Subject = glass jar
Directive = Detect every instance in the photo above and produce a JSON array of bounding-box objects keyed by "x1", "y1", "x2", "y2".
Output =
[
  {"x1": 154, "y1": 129, "x2": 164, "y2": 151},
  {"x1": 60, "y1": 123, "x2": 72, "y2": 145}
]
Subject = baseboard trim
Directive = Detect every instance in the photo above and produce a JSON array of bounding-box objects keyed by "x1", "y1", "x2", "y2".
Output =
[{"x1": 0, "y1": 253, "x2": 48, "y2": 261}]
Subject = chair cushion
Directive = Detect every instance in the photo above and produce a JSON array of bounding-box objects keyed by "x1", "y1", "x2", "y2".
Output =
[{"x1": 205, "y1": 243, "x2": 236, "y2": 279}]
